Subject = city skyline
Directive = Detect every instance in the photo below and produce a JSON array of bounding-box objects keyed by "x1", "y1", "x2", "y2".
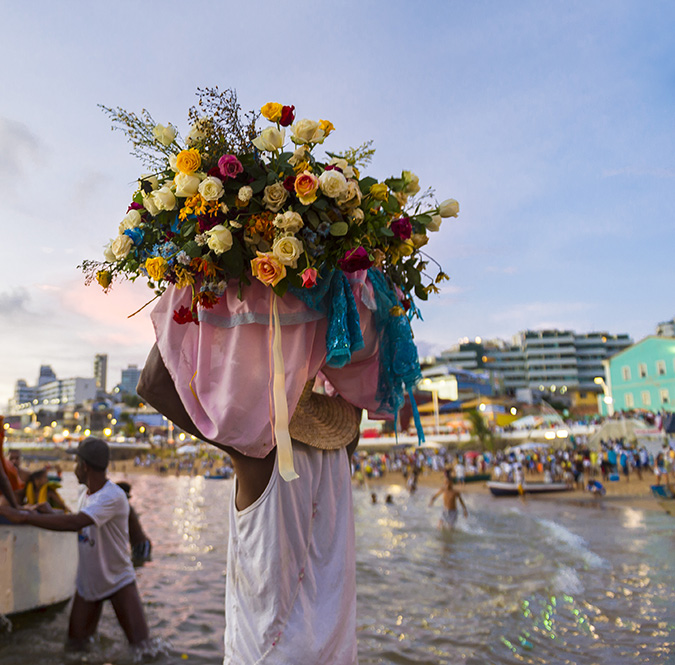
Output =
[{"x1": 2, "y1": 2, "x2": 675, "y2": 407}]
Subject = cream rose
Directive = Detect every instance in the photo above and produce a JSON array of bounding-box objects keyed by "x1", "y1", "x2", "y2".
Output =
[
  {"x1": 150, "y1": 186, "x2": 176, "y2": 211},
  {"x1": 206, "y1": 225, "x2": 233, "y2": 254},
  {"x1": 111, "y1": 234, "x2": 133, "y2": 259},
  {"x1": 349, "y1": 208, "x2": 365, "y2": 225},
  {"x1": 252, "y1": 126, "x2": 285, "y2": 152},
  {"x1": 103, "y1": 240, "x2": 116, "y2": 262},
  {"x1": 402, "y1": 170, "x2": 421, "y2": 195},
  {"x1": 426, "y1": 214, "x2": 442, "y2": 232},
  {"x1": 439, "y1": 198, "x2": 459, "y2": 218},
  {"x1": 291, "y1": 118, "x2": 325, "y2": 145},
  {"x1": 318, "y1": 169, "x2": 348, "y2": 198},
  {"x1": 186, "y1": 119, "x2": 209, "y2": 146},
  {"x1": 174, "y1": 173, "x2": 201, "y2": 198},
  {"x1": 336, "y1": 180, "x2": 362, "y2": 209},
  {"x1": 142, "y1": 193, "x2": 160, "y2": 216},
  {"x1": 152, "y1": 123, "x2": 177, "y2": 146},
  {"x1": 288, "y1": 145, "x2": 309, "y2": 167},
  {"x1": 238, "y1": 186, "x2": 253, "y2": 203},
  {"x1": 198, "y1": 176, "x2": 225, "y2": 201},
  {"x1": 119, "y1": 209, "x2": 142, "y2": 232},
  {"x1": 140, "y1": 173, "x2": 159, "y2": 190},
  {"x1": 273, "y1": 210, "x2": 304, "y2": 233},
  {"x1": 272, "y1": 235, "x2": 304, "y2": 267},
  {"x1": 262, "y1": 182, "x2": 289, "y2": 212}
]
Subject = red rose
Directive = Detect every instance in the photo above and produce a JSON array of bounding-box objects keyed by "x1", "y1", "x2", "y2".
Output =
[
  {"x1": 173, "y1": 306, "x2": 198, "y2": 325},
  {"x1": 279, "y1": 105, "x2": 295, "y2": 127},
  {"x1": 283, "y1": 175, "x2": 296, "y2": 192},
  {"x1": 338, "y1": 246, "x2": 373, "y2": 273},
  {"x1": 391, "y1": 217, "x2": 412, "y2": 240}
]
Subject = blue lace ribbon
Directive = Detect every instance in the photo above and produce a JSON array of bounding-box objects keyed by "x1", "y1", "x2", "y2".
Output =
[{"x1": 289, "y1": 268, "x2": 422, "y2": 416}]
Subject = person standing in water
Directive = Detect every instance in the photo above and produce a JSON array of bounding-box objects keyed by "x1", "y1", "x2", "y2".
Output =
[{"x1": 429, "y1": 469, "x2": 468, "y2": 530}]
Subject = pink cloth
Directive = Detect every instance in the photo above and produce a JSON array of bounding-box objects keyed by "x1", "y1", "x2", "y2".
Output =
[{"x1": 150, "y1": 276, "x2": 387, "y2": 458}]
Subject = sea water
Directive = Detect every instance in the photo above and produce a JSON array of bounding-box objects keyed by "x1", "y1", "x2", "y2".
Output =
[{"x1": 0, "y1": 473, "x2": 673, "y2": 664}]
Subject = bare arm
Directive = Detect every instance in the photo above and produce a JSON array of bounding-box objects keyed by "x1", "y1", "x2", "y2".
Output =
[
  {"x1": 0, "y1": 464, "x2": 19, "y2": 508},
  {"x1": 429, "y1": 487, "x2": 443, "y2": 506},
  {"x1": 0, "y1": 505, "x2": 93, "y2": 531}
]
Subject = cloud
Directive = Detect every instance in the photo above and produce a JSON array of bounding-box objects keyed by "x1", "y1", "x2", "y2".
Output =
[
  {"x1": 0, "y1": 117, "x2": 44, "y2": 176},
  {"x1": 0, "y1": 287, "x2": 36, "y2": 323}
]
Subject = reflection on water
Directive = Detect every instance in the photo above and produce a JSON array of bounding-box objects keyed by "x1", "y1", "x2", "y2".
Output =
[{"x1": 0, "y1": 473, "x2": 673, "y2": 664}]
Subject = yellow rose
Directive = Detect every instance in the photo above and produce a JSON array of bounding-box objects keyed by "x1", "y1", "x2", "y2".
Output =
[
  {"x1": 251, "y1": 252, "x2": 287, "y2": 287},
  {"x1": 145, "y1": 257, "x2": 168, "y2": 281},
  {"x1": 175, "y1": 149, "x2": 202, "y2": 175},
  {"x1": 399, "y1": 239, "x2": 415, "y2": 256},
  {"x1": 319, "y1": 119, "x2": 335, "y2": 137},
  {"x1": 294, "y1": 171, "x2": 319, "y2": 205},
  {"x1": 96, "y1": 270, "x2": 112, "y2": 289},
  {"x1": 411, "y1": 233, "x2": 429, "y2": 249},
  {"x1": 261, "y1": 102, "x2": 283, "y2": 123},
  {"x1": 272, "y1": 235, "x2": 304, "y2": 268},
  {"x1": 369, "y1": 182, "x2": 389, "y2": 201}
]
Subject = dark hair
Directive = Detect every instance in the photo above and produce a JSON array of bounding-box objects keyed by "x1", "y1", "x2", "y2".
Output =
[
  {"x1": 27, "y1": 468, "x2": 47, "y2": 484},
  {"x1": 116, "y1": 481, "x2": 132, "y2": 495}
]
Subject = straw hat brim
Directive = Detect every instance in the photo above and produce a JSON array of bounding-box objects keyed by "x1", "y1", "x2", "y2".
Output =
[{"x1": 289, "y1": 391, "x2": 360, "y2": 450}]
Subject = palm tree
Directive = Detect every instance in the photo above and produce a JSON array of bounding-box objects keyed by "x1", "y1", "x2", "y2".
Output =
[{"x1": 466, "y1": 408, "x2": 494, "y2": 451}]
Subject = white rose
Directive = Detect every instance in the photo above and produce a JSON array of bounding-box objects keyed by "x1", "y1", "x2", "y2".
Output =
[
  {"x1": 111, "y1": 234, "x2": 133, "y2": 259},
  {"x1": 272, "y1": 235, "x2": 304, "y2": 267},
  {"x1": 273, "y1": 211, "x2": 304, "y2": 233},
  {"x1": 403, "y1": 171, "x2": 421, "y2": 195},
  {"x1": 206, "y1": 225, "x2": 233, "y2": 254},
  {"x1": 198, "y1": 176, "x2": 225, "y2": 201},
  {"x1": 103, "y1": 240, "x2": 116, "y2": 262},
  {"x1": 262, "y1": 182, "x2": 289, "y2": 212},
  {"x1": 291, "y1": 119, "x2": 325, "y2": 145},
  {"x1": 288, "y1": 145, "x2": 309, "y2": 166},
  {"x1": 319, "y1": 169, "x2": 348, "y2": 199},
  {"x1": 186, "y1": 119, "x2": 208, "y2": 146},
  {"x1": 426, "y1": 214, "x2": 442, "y2": 232},
  {"x1": 168, "y1": 154, "x2": 178, "y2": 171},
  {"x1": 252, "y1": 126, "x2": 285, "y2": 152},
  {"x1": 238, "y1": 186, "x2": 253, "y2": 203},
  {"x1": 342, "y1": 165, "x2": 356, "y2": 179},
  {"x1": 174, "y1": 172, "x2": 201, "y2": 197},
  {"x1": 150, "y1": 186, "x2": 176, "y2": 211},
  {"x1": 335, "y1": 179, "x2": 362, "y2": 209},
  {"x1": 119, "y1": 209, "x2": 142, "y2": 232},
  {"x1": 349, "y1": 208, "x2": 365, "y2": 225},
  {"x1": 439, "y1": 198, "x2": 459, "y2": 218},
  {"x1": 329, "y1": 157, "x2": 349, "y2": 171},
  {"x1": 142, "y1": 193, "x2": 160, "y2": 216},
  {"x1": 152, "y1": 123, "x2": 177, "y2": 146}
]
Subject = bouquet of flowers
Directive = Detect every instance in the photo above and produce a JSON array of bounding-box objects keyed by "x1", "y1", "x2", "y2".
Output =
[{"x1": 81, "y1": 88, "x2": 458, "y2": 324}]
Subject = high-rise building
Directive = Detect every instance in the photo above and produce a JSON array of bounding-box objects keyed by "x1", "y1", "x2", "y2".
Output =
[
  {"x1": 94, "y1": 354, "x2": 108, "y2": 393},
  {"x1": 37, "y1": 365, "x2": 57, "y2": 386},
  {"x1": 439, "y1": 329, "x2": 632, "y2": 396},
  {"x1": 120, "y1": 365, "x2": 142, "y2": 396}
]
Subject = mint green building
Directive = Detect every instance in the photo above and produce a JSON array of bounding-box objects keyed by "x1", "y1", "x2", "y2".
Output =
[{"x1": 601, "y1": 336, "x2": 675, "y2": 414}]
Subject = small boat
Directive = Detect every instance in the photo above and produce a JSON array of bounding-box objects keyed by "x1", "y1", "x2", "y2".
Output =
[
  {"x1": 454, "y1": 473, "x2": 491, "y2": 483},
  {"x1": 487, "y1": 481, "x2": 573, "y2": 497},
  {"x1": 0, "y1": 525, "x2": 77, "y2": 615}
]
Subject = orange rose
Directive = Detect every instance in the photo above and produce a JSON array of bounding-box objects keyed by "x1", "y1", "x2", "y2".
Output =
[
  {"x1": 251, "y1": 252, "x2": 287, "y2": 287},
  {"x1": 294, "y1": 170, "x2": 319, "y2": 205}
]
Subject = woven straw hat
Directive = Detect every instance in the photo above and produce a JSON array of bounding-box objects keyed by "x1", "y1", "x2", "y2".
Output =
[{"x1": 289, "y1": 381, "x2": 361, "y2": 450}]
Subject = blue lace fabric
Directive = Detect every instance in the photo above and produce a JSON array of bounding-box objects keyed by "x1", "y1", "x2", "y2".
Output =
[{"x1": 289, "y1": 268, "x2": 422, "y2": 416}]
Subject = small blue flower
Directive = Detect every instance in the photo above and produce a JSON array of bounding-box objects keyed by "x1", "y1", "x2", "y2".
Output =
[
  {"x1": 317, "y1": 221, "x2": 331, "y2": 237},
  {"x1": 124, "y1": 227, "x2": 145, "y2": 246}
]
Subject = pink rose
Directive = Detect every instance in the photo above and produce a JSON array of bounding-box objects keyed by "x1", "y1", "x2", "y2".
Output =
[
  {"x1": 301, "y1": 267, "x2": 318, "y2": 288},
  {"x1": 338, "y1": 246, "x2": 372, "y2": 273},
  {"x1": 218, "y1": 154, "x2": 244, "y2": 179},
  {"x1": 391, "y1": 217, "x2": 412, "y2": 240}
]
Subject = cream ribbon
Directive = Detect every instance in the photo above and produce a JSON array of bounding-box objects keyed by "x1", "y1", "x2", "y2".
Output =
[{"x1": 271, "y1": 293, "x2": 299, "y2": 481}]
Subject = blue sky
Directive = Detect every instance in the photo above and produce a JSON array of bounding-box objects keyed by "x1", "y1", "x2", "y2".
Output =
[{"x1": 1, "y1": 0, "x2": 674, "y2": 406}]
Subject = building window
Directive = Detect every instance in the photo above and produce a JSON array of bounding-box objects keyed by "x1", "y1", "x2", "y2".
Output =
[
  {"x1": 660, "y1": 389, "x2": 670, "y2": 405},
  {"x1": 642, "y1": 391, "x2": 651, "y2": 406},
  {"x1": 624, "y1": 393, "x2": 634, "y2": 408},
  {"x1": 622, "y1": 366, "x2": 631, "y2": 381},
  {"x1": 657, "y1": 360, "x2": 666, "y2": 376},
  {"x1": 638, "y1": 363, "x2": 647, "y2": 378}
]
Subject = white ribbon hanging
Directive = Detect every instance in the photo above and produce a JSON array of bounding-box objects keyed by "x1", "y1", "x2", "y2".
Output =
[{"x1": 271, "y1": 293, "x2": 299, "y2": 481}]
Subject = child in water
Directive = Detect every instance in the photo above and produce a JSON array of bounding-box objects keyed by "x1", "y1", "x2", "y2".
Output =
[{"x1": 429, "y1": 469, "x2": 468, "y2": 530}]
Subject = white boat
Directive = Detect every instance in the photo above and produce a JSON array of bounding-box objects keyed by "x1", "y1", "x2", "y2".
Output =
[
  {"x1": 0, "y1": 525, "x2": 77, "y2": 615},
  {"x1": 487, "y1": 481, "x2": 572, "y2": 497}
]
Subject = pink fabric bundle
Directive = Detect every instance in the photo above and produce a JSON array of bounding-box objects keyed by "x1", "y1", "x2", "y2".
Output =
[{"x1": 151, "y1": 272, "x2": 387, "y2": 458}]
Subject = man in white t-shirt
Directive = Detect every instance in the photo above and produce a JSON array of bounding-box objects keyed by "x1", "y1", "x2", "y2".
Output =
[{"x1": 0, "y1": 437, "x2": 149, "y2": 651}]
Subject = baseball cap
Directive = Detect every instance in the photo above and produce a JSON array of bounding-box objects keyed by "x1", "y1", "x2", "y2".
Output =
[{"x1": 66, "y1": 436, "x2": 110, "y2": 470}]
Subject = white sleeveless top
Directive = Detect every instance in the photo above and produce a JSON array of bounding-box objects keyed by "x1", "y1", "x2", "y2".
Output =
[{"x1": 224, "y1": 442, "x2": 357, "y2": 665}]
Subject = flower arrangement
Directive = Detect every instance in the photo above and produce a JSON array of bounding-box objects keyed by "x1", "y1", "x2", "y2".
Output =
[{"x1": 81, "y1": 88, "x2": 458, "y2": 323}]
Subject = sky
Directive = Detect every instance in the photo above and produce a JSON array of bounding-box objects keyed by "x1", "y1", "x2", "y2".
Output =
[{"x1": 1, "y1": 0, "x2": 674, "y2": 408}]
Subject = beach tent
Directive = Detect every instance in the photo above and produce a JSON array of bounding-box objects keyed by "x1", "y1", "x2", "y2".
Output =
[{"x1": 587, "y1": 419, "x2": 648, "y2": 449}]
